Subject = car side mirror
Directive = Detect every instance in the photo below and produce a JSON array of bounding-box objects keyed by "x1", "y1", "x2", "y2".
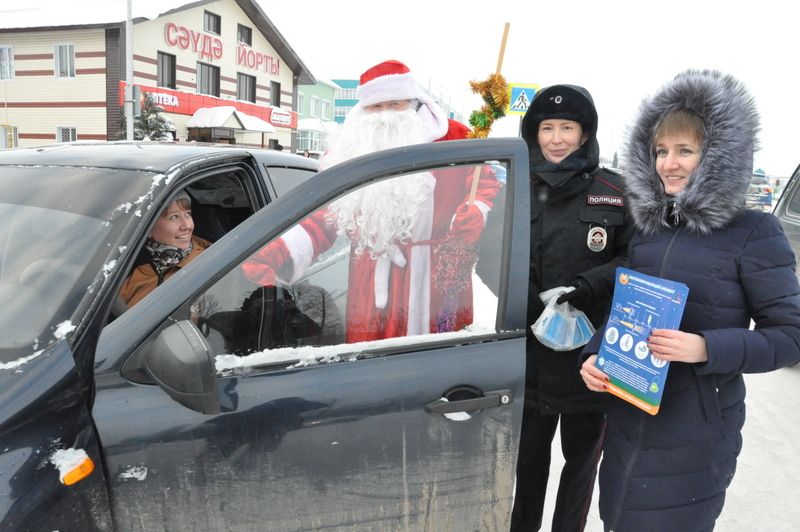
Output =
[{"x1": 144, "y1": 320, "x2": 221, "y2": 415}]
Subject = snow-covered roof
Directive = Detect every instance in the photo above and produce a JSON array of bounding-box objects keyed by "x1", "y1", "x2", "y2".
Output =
[
  {"x1": 187, "y1": 106, "x2": 275, "y2": 133},
  {"x1": 297, "y1": 117, "x2": 339, "y2": 133}
]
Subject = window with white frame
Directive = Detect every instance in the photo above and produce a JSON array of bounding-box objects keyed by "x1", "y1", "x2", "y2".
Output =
[
  {"x1": 57, "y1": 127, "x2": 77, "y2": 143},
  {"x1": 204, "y1": 11, "x2": 221, "y2": 35},
  {"x1": 54, "y1": 44, "x2": 75, "y2": 78},
  {"x1": 310, "y1": 97, "x2": 319, "y2": 117},
  {"x1": 197, "y1": 62, "x2": 220, "y2": 97},
  {"x1": 0, "y1": 125, "x2": 18, "y2": 149},
  {"x1": 237, "y1": 24, "x2": 252, "y2": 46},
  {"x1": 270, "y1": 81, "x2": 281, "y2": 106},
  {"x1": 321, "y1": 100, "x2": 330, "y2": 120},
  {"x1": 297, "y1": 130, "x2": 321, "y2": 152},
  {"x1": 334, "y1": 106, "x2": 349, "y2": 117},
  {"x1": 336, "y1": 88, "x2": 357, "y2": 99},
  {"x1": 157, "y1": 51, "x2": 176, "y2": 89},
  {"x1": 297, "y1": 93, "x2": 305, "y2": 114},
  {"x1": 237, "y1": 73, "x2": 256, "y2": 103},
  {"x1": 0, "y1": 46, "x2": 14, "y2": 80}
]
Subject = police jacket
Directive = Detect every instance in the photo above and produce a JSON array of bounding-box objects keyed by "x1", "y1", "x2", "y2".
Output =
[{"x1": 522, "y1": 85, "x2": 634, "y2": 414}]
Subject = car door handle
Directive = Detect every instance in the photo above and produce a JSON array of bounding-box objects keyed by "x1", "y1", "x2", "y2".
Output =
[{"x1": 424, "y1": 389, "x2": 513, "y2": 414}]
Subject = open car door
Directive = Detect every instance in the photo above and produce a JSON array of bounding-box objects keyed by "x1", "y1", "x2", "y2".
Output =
[{"x1": 93, "y1": 138, "x2": 531, "y2": 530}]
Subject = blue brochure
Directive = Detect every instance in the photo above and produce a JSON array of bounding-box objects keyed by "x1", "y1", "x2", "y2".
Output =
[{"x1": 595, "y1": 267, "x2": 689, "y2": 415}]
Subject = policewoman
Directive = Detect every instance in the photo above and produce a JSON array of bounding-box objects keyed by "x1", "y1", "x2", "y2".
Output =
[{"x1": 511, "y1": 85, "x2": 634, "y2": 532}]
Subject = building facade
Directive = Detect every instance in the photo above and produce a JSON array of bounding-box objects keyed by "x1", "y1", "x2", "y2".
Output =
[
  {"x1": 0, "y1": 0, "x2": 314, "y2": 150},
  {"x1": 296, "y1": 79, "x2": 338, "y2": 156}
]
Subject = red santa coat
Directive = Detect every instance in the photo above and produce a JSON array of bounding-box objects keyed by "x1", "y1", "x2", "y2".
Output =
[{"x1": 246, "y1": 120, "x2": 500, "y2": 343}]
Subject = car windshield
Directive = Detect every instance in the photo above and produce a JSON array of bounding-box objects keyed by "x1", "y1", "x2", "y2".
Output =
[{"x1": 0, "y1": 166, "x2": 159, "y2": 363}]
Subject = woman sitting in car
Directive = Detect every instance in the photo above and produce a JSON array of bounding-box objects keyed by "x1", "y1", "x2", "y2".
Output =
[{"x1": 120, "y1": 190, "x2": 209, "y2": 306}]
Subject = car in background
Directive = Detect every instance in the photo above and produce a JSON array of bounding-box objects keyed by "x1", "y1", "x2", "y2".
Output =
[
  {"x1": 773, "y1": 163, "x2": 800, "y2": 272},
  {"x1": 0, "y1": 139, "x2": 528, "y2": 530},
  {"x1": 745, "y1": 175, "x2": 774, "y2": 211}
]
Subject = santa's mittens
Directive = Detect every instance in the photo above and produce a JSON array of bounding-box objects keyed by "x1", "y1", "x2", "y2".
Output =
[
  {"x1": 241, "y1": 238, "x2": 291, "y2": 286},
  {"x1": 449, "y1": 203, "x2": 485, "y2": 246}
]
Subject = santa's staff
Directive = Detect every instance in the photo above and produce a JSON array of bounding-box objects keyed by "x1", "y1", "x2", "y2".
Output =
[{"x1": 433, "y1": 24, "x2": 510, "y2": 329}]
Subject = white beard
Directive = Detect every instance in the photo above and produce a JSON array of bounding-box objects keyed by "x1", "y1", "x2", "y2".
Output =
[
  {"x1": 324, "y1": 107, "x2": 433, "y2": 258},
  {"x1": 320, "y1": 107, "x2": 427, "y2": 170}
]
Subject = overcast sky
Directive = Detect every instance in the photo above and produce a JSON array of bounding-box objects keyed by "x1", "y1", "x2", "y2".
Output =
[{"x1": 3, "y1": 0, "x2": 798, "y2": 176}]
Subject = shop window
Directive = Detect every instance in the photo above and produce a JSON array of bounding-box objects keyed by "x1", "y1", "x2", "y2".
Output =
[
  {"x1": 0, "y1": 46, "x2": 14, "y2": 80},
  {"x1": 237, "y1": 73, "x2": 256, "y2": 103},
  {"x1": 237, "y1": 24, "x2": 252, "y2": 46},
  {"x1": 157, "y1": 52, "x2": 176, "y2": 89},
  {"x1": 270, "y1": 81, "x2": 281, "y2": 107},
  {"x1": 204, "y1": 11, "x2": 221, "y2": 35},
  {"x1": 56, "y1": 127, "x2": 77, "y2": 143},
  {"x1": 197, "y1": 62, "x2": 220, "y2": 97},
  {"x1": 54, "y1": 44, "x2": 75, "y2": 78}
]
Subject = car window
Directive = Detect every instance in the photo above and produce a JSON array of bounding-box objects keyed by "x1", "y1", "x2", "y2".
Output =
[
  {"x1": 0, "y1": 166, "x2": 155, "y2": 361},
  {"x1": 111, "y1": 166, "x2": 259, "y2": 318},
  {"x1": 787, "y1": 182, "x2": 800, "y2": 216},
  {"x1": 189, "y1": 162, "x2": 508, "y2": 374},
  {"x1": 264, "y1": 165, "x2": 318, "y2": 197}
]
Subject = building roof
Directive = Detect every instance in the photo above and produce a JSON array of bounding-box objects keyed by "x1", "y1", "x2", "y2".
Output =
[
  {"x1": 187, "y1": 106, "x2": 276, "y2": 133},
  {"x1": 0, "y1": 0, "x2": 315, "y2": 85}
]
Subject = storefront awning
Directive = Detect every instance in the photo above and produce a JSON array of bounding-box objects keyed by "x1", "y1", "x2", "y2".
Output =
[{"x1": 187, "y1": 106, "x2": 276, "y2": 133}]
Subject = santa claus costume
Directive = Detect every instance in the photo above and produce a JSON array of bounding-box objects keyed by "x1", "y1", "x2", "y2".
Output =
[{"x1": 243, "y1": 60, "x2": 500, "y2": 343}]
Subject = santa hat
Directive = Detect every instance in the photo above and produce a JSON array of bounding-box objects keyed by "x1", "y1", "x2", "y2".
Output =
[
  {"x1": 356, "y1": 60, "x2": 421, "y2": 107},
  {"x1": 355, "y1": 59, "x2": 449, "y2": 141}
]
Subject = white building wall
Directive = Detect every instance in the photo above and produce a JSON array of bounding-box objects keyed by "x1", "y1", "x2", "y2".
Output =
[
  {"x1": 0, "y1": 28, "x2": 108, "y2": 147},
  {"x1": 132, "y1": 0, "x2": 294, "y2": 147}
]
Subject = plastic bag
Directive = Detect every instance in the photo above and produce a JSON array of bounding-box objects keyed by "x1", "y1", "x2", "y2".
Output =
[{"x1": 531, "y1": 286, "x2": 596, "y2": 351}]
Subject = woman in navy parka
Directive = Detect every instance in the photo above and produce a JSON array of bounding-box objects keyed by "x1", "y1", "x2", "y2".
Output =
[{"x1": 580, "y1": 70, "x2": 800, "y2": 531}]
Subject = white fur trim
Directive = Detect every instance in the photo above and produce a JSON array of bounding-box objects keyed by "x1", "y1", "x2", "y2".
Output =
[
  {"x1": 416, "y1": 95, "x2": 449, "y2": 141},
  {"x1": 474, "y1": 200, "x2": 490, "y2": 223},
  {"x1": 373, "y1": 247, "x2": 407, "y2": 309},
  {"x1": 357, "y1": 72, "x2": 420, "y2": 108},
  {"x1": 405, "y1": 173, "x2": 436, "y2": 335},
  {"x1": 279, "y1": 225, "x2": 314, "y2": 284},
  {"x1": 449, "y1": 200, "x2": 491, "y2": 229}
]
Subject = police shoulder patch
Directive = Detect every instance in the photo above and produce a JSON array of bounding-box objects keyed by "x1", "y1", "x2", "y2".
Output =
[{"x1": 587, "y1": 195, "x2": 624, "y2": 207}]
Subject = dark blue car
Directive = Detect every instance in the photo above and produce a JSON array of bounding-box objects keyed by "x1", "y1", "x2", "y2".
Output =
[{"x1": 0, "y1": 139, "x2": 529, "y2": 530}]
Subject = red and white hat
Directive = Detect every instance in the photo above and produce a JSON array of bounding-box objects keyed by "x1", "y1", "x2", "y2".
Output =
[
  {"x1": 355, "y1": 59, "x2": 449, "y2": 141},
  {"x1": 356, "y1": 60, "x2": 422, "y2": 108}
]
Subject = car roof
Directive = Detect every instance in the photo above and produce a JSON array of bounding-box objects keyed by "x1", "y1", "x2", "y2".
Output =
[{"x1": 0, "y1": 141, "x2": 318, "y2": 174}]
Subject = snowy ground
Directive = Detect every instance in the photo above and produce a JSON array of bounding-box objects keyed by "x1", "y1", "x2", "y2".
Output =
[{"x1": 540, "y1": 364, "x2": 800, "y2": 532}]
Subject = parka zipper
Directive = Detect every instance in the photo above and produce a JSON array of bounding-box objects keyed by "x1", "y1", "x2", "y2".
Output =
[{"x1": 658, "y1": 230, "x2": 680, "y2": 277}]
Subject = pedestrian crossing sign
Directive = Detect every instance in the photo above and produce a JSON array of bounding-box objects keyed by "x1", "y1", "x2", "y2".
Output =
[{"x1": 507, "y1": 83, "x2": 539, "y2": 116}]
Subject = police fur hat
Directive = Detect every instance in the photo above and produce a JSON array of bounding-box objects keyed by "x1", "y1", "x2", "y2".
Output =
[{"x1": 521, "y1": 85, "x2": 598, "y2": 148}]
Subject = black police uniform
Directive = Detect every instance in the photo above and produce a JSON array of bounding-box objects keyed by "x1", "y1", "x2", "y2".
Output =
[{"x1": 511, "y1": 85, "x2": 634, "y2": 532}]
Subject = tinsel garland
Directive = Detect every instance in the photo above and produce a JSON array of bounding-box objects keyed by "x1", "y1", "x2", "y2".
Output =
[{"x1": 467, "y1": 73, "x2": 510, "y2": 139}]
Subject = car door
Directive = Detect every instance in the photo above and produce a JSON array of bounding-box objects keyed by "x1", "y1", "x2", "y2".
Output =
[
  {"x1": 774, "y1": 163, "x2": 800, "y2": 272},
  {"x1": 92, "y1": 137, "x2": 530, "y2": 531}
]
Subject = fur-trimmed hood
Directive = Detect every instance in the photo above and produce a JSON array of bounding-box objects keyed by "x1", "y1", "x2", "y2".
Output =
[{"x1": 624, "y1": 70, "x2": 760, "y2": 235}]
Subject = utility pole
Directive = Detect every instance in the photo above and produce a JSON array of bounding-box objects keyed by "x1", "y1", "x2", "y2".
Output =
[{"x1": 125, "y1": 0, "x2": 134, "y2": 140}]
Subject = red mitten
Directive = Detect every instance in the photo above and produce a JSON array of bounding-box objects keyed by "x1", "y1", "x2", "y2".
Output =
[
  {"x1": 242, "y1": 238, "x2": 291, "y2": 286},
  {"x1": 449, "y1": 203, "x2": 485, "y2": 245}
]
